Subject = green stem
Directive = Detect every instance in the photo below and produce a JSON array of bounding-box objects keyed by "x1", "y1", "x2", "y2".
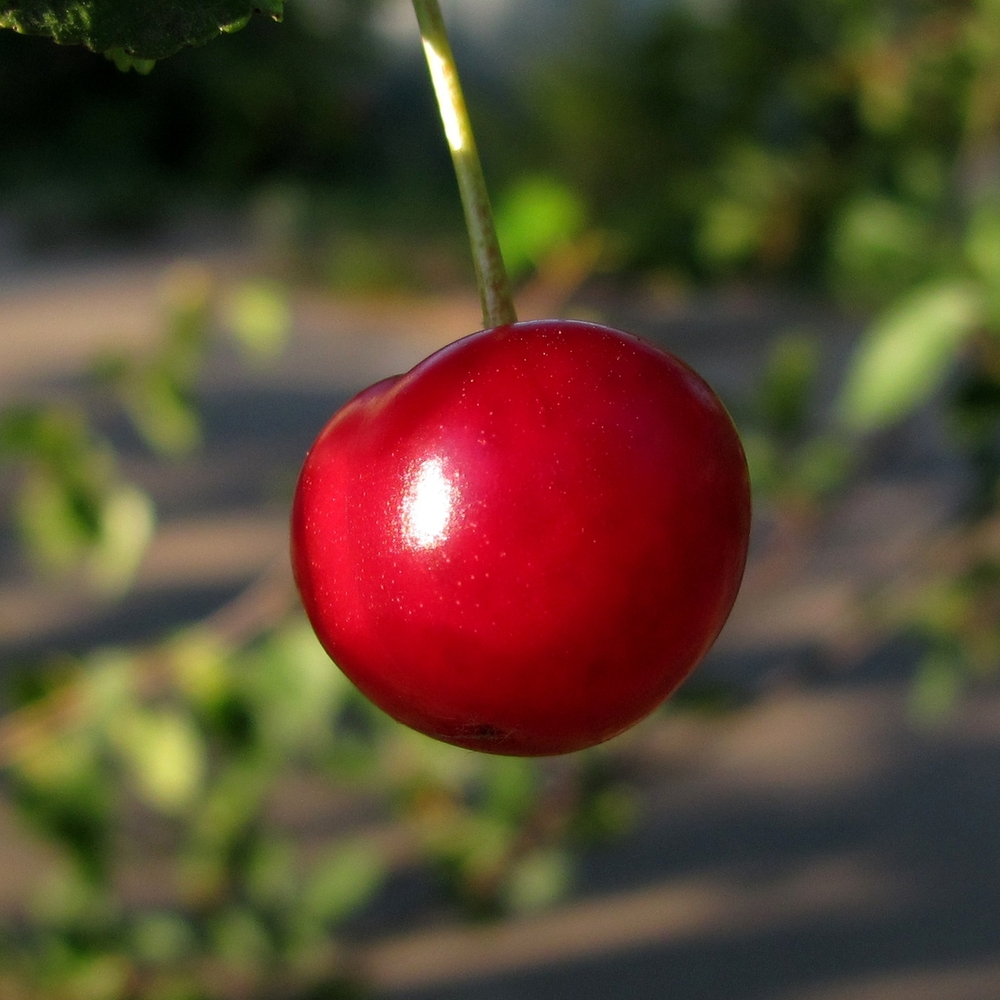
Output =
[{"x1": 411, "y1": 0, "x2": 517, "y2": 329}]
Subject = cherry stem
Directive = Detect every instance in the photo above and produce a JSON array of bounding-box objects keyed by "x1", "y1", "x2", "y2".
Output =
[{"x1": 411, "y1": 0, "x2": 518, "y2": 329}]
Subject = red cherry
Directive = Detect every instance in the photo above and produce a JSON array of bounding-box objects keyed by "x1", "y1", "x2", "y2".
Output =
[{"x1": 291, "y1": 320, "x2": 750, "y2": 756}]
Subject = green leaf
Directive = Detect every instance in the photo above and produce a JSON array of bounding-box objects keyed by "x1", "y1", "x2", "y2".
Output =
[
  {"x1": 246, "y1": 619, "x2": 352, "y2": 750},
  {"x1": 222, "y1": 280, "x2": 291, "y2": 360},
  {"x1": 496, "y1": 176, "x2": 587, "y2": 280},
  {"x1": 124, "y1": 367, "x2": 201, "y2": 456},
  {"x1": 87, "y1": 484, "x2": 155, "y2": 593},
  {"x1": 0, "y1": 0, "x2": 284, "y2": 63},
  {"x1": 111, "y1": 707, "x2": 206, "y2": 813},
  {"x1": 169, "y1": 630, "x2": 230, "y2": 708},
  {"x1": 838, "y1": 281, "x2": 983, "y2": 431},
  {"x1": 17, "y1": 469, "x2": 101, "y2": 571},
  {"x1": 302, "y1": 841, "x2": 385, "y2": 926}
]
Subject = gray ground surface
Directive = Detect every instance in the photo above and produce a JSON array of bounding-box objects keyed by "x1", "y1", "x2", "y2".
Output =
[{"x1": 2, "y1": 259, "x2": 999, "y2": 1000}]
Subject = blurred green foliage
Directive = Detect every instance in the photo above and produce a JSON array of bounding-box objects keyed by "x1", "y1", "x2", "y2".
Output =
[
  {"x1": 0, "y1": 404, "x2": 155, "y2": 594},
  {"x1": 495, "y1": 176, "x2": 588, "y2": 282},
  {"x1": 838, "y1": 280, "x2": 983, "y2": 431},
  {"x1": 738, "y1": 332, "x2": 853, "y2": 519},
  {"x1": 7, "y1": 0, "x2": 1000, "y2": 993}
]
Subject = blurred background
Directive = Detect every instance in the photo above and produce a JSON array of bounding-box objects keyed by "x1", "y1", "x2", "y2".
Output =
[{"x1": 2, "y1": 0, "x2": 1000, "y2": 998}]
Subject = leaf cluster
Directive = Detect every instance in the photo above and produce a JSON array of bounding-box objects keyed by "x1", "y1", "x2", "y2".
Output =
[{"x1": 0, "y1": 0, "x2": 284, "y2": 68}]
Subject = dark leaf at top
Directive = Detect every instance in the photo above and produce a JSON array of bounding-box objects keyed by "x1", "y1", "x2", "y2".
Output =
[{"x1": 0, "y1": 0, "x2": 284, "y2": 64}]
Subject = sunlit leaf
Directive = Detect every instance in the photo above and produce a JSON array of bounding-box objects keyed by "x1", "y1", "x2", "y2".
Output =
[
  {"x1": 248, "y1": 619, "x2": 352, "y2": 749},
  {"x1": 161, "y1": 260, "x2": 213, "y2": 327},
  {"x1": 169, "y1": 630, "x2": 230, "y2": 708},
  {"x1": 222, "y1": 281, "x2": 292, "y2": 360},
  {"x1": 325, "y1": 231, "x2": 417, "y2": 293},
  {"x1": 0, "y1": 405, "x2": 53, "y2": 455},
  {"x1": 81, "y1": 648, "x2": 136, "y2": 720},
  {"x1": 446, "y1": 814, "x2": 513, "y2": 885},
  {"x1": 161, "y1": 270, "x2": 212, "y2": 383},
  {"x1": 12, "y1": 751, "x2": 113, "y2": 879},
  {"x1": 16, "y1": 469, "x2": 100, "y2": 571},
  {"x1": 112, "y1": 708, "x2": 205, "y2": 813},
  {"x1": 897, "y1": 150, "x2": 945, "y2": 204},
  {"x1": 88, "y1": 484, "x2": 156, "y2": 593},
  {"x1": 739, "y1": 429, "x2": 778, "y2": 497},
  {"x1": 14, "y1": 727, "x2": 100, "y2": 792},
  {"x1": 65, "y1": 954, "x2": 131, "y2": 999},
  {"x1": 0, "y1": 0, "x2": 284, "y2": 63},
  {"x1": 2, "y1": 402, "x2": 155, "y2": 589},
  {"x1": 124, "y1": 368, "x2": 201, "y2": 457},
  {"x1": 855, "y1": 45, "x2": 910, "y2": 133},
  {"x1": 302, "y1": 840, "x2": 385, "y2": 925},
  {"x1": 386, "y1": 724, "x2": 482, "y2": 792},
  {"x1": 965, "y1": 200, "x2": 1000, "y2": 325},
  {"x1": 838, "y1": 281, "x2": 983, "y2": 431},
  {"x1": 1, "y1": 404, "x2": 107, "y2": 476},
  {"x1": 496, "y1": 176, "x2": 587, "y2": 279}
]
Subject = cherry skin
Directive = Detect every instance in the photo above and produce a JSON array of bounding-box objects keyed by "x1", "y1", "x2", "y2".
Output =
[{"x1": 291, "y1": 319, "x2": 751, "y2": 756}]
